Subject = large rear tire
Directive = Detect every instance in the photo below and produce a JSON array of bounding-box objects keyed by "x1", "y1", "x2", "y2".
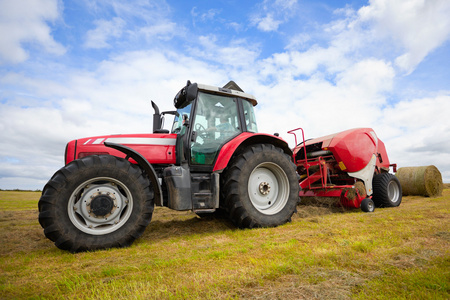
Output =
[
  {"x1": 372, "y1": 173, "x2": 402, "y2": 207},
  {"x1": 38, "y1": 155, "x2": 154, "y2": 252},
  {"x1": 222, "y1": 144, "x2": 300, "y2": 228}
]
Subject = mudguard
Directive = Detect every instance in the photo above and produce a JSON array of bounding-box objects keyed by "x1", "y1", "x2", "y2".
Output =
[
  {"x1": 104, "y1": 142, "x2": 163, "y2": 206},
  {"x1": 213, "y1": 132, "x2": 293, "y2": 172}
]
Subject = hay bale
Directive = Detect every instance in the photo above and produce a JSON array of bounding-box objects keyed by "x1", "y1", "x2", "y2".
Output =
[{"x1": 396, "y1": 165, "x2": 443, "y2": 197}]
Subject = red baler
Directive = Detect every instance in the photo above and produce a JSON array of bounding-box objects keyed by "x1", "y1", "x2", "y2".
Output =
[{"x1": 289, "y1": 128, "x2": 402, "y2": 212}]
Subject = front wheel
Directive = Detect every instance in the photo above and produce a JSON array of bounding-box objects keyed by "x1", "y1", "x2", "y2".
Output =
[
  {"x1": 361, "y1": 198, "x2": 375, "y2": 212},
  {"x1": 38, "y1": 155, "x2": 154, "y2": 252},
  {"x1": 222, "y1": 144, "x2": 300, "y2": 228},
  {"x1": 372, "y1": 173, "x2": 402, "y2": 207}
]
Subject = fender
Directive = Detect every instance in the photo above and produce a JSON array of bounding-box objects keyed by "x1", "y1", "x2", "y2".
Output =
[
  {"x1": 213, "y1": 132, "x2": 293, "y2": 172},
  {"x1": 104, "y1": 142, "x2": 163, "y2": 206}
]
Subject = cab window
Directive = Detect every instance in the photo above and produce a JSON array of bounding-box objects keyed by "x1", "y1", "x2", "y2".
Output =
[
  {"x1": 172, "y1": 103, "x2": 192, "y2": 135},
  {"x1": 190, "y1": 92, "x2": 241, "y2": 165},
  {"x1": 242, "y1": 99, "x2": 258, "y2": 133}
]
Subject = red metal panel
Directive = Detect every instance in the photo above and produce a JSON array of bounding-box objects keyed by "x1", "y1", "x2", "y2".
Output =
[
  {"x1": 213, "y1": 132, "x2": 289, "y2": 172},
  {"x1": 65, "y1": 140, "x2": 76, "y2": 165},
  {"x1": 213, "y1": 132, "x2": 253, "y2": 171},
  {"x1": 299, "y1": 186, "x2": 366, "y2": 208},
  {"x1": 67, "y1": 133, "x2": 177, "y2": 165},
  {"x1": 375, "y1": 139, "x2": 391, "y2": 170},
  {"x1": 299, "y1": 189, "x2": 343, "y2": 197},
  {"x1": 327, "y1": 128, "x2": 377, "y2": 173}
]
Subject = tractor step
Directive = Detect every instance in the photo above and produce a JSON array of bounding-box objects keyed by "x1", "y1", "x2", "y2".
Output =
[{"x1": 192, "y1": 192, "x2": 214, "y2": 209}]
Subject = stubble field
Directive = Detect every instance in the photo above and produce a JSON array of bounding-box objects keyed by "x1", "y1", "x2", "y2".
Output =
[{"x1": 0, "y1": 188, "x2": 449, "y2": 299}]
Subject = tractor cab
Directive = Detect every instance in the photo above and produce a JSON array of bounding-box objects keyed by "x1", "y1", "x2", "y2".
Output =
[
  {"x1": 151, "y1": 81, "x2": 262, "y2": 212},
  {"x1": 158, "y1": 81, "x2": 259, "y2": 167}
]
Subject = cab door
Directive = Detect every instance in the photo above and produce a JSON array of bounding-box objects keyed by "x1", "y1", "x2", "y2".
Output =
[{"x1": 190, "y1": 92, "x2": 242, "y2": 166}]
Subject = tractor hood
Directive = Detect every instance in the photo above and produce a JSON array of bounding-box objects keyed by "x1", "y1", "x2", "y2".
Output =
[{"x1": 65, "y1": 133, "x2": 177, "y2": 165}]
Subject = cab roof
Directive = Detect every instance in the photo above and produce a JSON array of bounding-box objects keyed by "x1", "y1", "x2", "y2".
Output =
[{"x1": 198, "y1": 83, "x2": 258, "y2": 106}]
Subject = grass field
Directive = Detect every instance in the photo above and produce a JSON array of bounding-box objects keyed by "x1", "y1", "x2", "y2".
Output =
[{"x1": 0, "y1": 189, "x2": 449, "y2": 299}]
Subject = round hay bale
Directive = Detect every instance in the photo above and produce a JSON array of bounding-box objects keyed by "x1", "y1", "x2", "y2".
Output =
[{"x1": 396, "y1": 165, "x2": 443, "y2": 197}]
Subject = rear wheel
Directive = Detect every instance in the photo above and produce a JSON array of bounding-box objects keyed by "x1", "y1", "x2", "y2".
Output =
[
  {"x1": 372, "y1": 173, "x2": 402, "y2": 207},
  {"x1": 38, "y1": 155, "x2": 154, "y2": 252},
  {"x1": 222, "y1": 144, "x2": 300, "y2": 228}
]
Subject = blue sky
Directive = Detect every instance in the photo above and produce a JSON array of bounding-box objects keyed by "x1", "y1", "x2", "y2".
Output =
[{"x1": 1, "y1": 0, "x2": 449, "y2": 190}]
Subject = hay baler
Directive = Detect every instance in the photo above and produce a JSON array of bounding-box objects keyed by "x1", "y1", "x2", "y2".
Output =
[{"x1": 289, "y1": 128, "x2": 402, "y2": 212}]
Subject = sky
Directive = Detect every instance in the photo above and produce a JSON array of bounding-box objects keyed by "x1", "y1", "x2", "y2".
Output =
[{"x1": 0, "y1": 0, "x2": 449, "y2": 190}]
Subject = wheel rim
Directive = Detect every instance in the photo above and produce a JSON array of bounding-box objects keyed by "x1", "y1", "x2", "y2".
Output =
[
  {"x1": 248, "y1": 162, "x2": 290, "y2": 215},
  {"x1": 387, "y1": 180, "x2": 400, "y2": 203},
  {"x1": 68, "y1": 177, "x2": 133, "y2": 235},
  {"x1": 367, "y1": 200, "x2": 374, "y2": 212}
]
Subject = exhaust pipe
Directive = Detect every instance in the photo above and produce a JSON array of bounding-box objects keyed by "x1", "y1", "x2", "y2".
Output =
[{"x1": 152, "y1": 101, "x2": 162, "y2": 133}]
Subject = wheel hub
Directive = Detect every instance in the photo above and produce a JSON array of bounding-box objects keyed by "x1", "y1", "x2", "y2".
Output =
[
  {"x1": 259, "y1": 182, "x2": 270, "y2": 195},
  {"x1": 70, "y1": 179, "x2": 131, "y2": 235},
  {"x1": 89, "y1": 193, "x2": 116, "y2": 217}
]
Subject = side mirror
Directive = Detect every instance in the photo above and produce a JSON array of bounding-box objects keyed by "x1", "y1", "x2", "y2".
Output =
[
  {"x1": 182, "y1": 113, "x2": 189, "y2": 126},
  {"x1": 174, "y1": 81, "x2": 198, "y2": 108},
  {"x1": 186, "y1": 82, "x2": 198, "y2": 102}
]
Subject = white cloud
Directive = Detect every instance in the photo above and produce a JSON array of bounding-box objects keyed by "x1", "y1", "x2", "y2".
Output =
[
  {"x1": 0, "y1": 0, "x2": 65, "y2": 64},
  {"x1": 252, "y1": 58, "x2": 394, "y2": 138},
  {"x1": 336, "y1": 58, "x2": 394, "y2": 95},
  {"x1": 254, "y1": 13, "x2": 282, "y2": 32},
  {"x1": 358, "y1": 0, "x2": 450, "y2": 74},
  {"x1": 285, "y1": 33, "x2": 311, "y2": 50},
  {"x1": 191, "y1": 7, "x2": 222, "y2": 24},
  {"x1": 188, "y1": 35, "x2": 261, "y2": 68},
  {"x1": 137, "y1": 22, "x2": 180, "y2": 41},
  {"x1": 103, "y1": 0, "x2": 172, "y2": 23},
  {"x1": 227, "y1": 22, "x2": 243, "y2": 33},
  {"x1": 84, "y1": 17, "x2": 125, "y2": 49},
  {"x1": 82, "y1": 0, "x2": 181, "y2": 48},
  {"x1": 251, "y1": 0, "x2": 299, "y2": 32},
  {"x1": 375, "y1": 95, "x2": 450, "y2": 181}
]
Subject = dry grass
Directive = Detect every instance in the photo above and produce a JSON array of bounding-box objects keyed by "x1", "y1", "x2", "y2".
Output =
[{"x1": 1, "y1": 189, "x2": 449, "y2": 299}]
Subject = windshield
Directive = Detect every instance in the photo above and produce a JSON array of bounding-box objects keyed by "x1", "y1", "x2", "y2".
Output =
[{"x1": 171, "y1": 103, "x2": 192, "y2": 134}]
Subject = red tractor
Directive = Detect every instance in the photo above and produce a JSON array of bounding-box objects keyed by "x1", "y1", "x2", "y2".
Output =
[
  {"x1": 38, "y1": 81, "x2": 300, "y2": 252},
  {"x1": 38, "y1": 81, "x2": 401, "y2": 252}
]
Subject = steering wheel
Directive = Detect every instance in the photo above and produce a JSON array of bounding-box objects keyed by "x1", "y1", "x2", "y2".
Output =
[{"x1": 195, "y1": 123, "x2": 209, "y2": 139}]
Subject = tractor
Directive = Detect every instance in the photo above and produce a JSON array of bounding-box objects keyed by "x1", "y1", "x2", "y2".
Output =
[
  {"x1": 38, "y1": 80, "x2": 402, "y2": 253},
  {"x1": 38, "y1": 81, "x2": 300, "y2": 252}
]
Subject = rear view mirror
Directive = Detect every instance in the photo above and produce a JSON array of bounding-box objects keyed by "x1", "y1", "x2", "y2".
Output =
[{"x1": 182, "y1": 113, "x2": 189, "y2": 126}]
